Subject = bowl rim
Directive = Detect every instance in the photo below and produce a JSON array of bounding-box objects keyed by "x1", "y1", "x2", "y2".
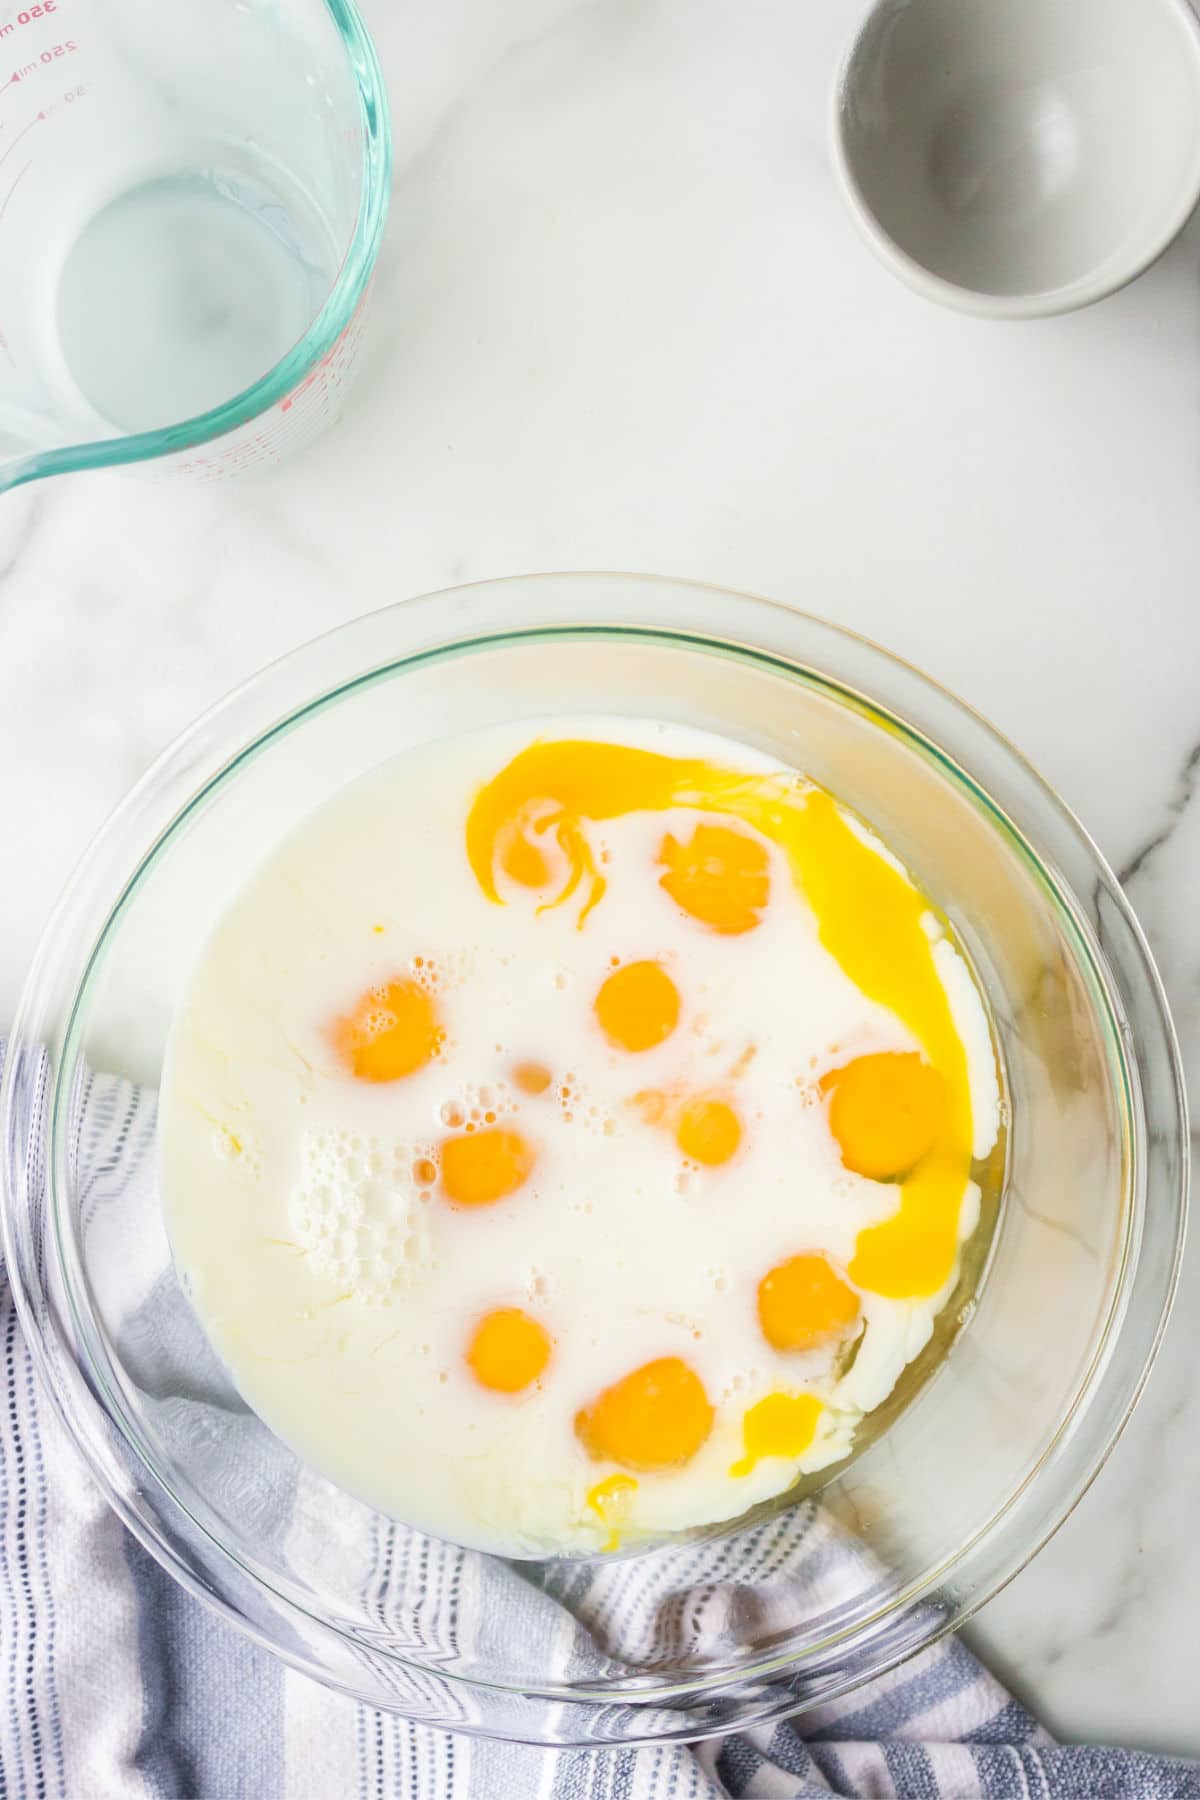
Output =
[
  {"x1": 828, "y1": 0, "x2": 1200, "y2": 320},
  {"x1": 1, "y1": 572, "x2": 1188, "y2": 1725}
]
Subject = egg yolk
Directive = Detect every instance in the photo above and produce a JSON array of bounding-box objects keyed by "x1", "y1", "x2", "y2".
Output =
[
  {"x1": 675, "y1": 1096, "x2": 742, "y2": 1166},
  {"x1": 466, "y1": 740, "x2": 975, "y2": 1297},
  {"x1": 466, "y1": 1307, "x2": 552, "y2": 1392},
  {"x1": 731, "y1": 1392, "x2": 822, "y2": 1477},
  {"x1": 499, "y1": 821, "x2": 552, "y2": 889},
  {"x1": 757, "y1": 1254, "x2": 860, "y2": 1352},
  {"x1": 822, "y1": 1052, "x2": 946, "y2": 1180},
  {"x1": 513, "y1": 1060, "x2": 553, "y2": 1095},
  {"x1": 331, "y1": 977, "x2": 442, "y2": 1082},
  {"x1": 658, "y1": 822, "x2": 771, "y2": 934},
  {"x1": 576, "y1": 1356, "x2": 713, "y2": 1471},
  {"x1": 594, "y1": 961, "x2": 681, "y2": 1053},
  {"x1": 586, "y1": 1473, "x2": 638, "y2": 1551},
  {"x1": 440, "y1": 1127, "x2": 536, "y2": 1206}
]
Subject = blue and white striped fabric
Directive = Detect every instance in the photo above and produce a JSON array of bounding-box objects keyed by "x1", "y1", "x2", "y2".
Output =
[{"x1": 2, "y1": 1046, "x2": 1198, "y2": 1800}]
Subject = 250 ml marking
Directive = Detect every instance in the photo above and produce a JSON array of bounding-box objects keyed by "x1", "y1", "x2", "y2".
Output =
[
  {"x1": 3, "y1": 42, "x2": 74, "y2": 81},
  {"x1": 0, "y1": 2, "x2": 59, "y2": 37}
]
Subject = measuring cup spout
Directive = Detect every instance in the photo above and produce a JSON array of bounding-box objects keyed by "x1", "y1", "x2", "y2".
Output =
[{"x1": 0, "y1": 0, "x2": 389, "y2": 489}]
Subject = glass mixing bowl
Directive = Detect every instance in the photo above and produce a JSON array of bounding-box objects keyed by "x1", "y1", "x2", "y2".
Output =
[{"x1": 0, "y1": 574, "x2": 1186, "y2": 1744}]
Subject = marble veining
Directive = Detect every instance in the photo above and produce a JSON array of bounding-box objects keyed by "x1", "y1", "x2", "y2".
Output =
[
  {"x1": 1117, "y1": 738, "x2": 1200, "y2": 886},
  {"x1": 1, "y1": 0, "x2": 1198, "y2": 1759}
]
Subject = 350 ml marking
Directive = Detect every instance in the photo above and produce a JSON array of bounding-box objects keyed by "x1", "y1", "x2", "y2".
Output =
[{"x1": 0, "y1": 2, "x2": 59, "y2": 37}]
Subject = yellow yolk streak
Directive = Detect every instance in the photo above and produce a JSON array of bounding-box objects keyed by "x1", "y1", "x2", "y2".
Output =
[
  {"x1": 731, "y1": 1392, "x2": 823, "y2": 1478},
  {"x1": 585, "y1": 1473, "x2": 638, "y2": 1551},
  {"x1": 465, "y1": 741, "x2": 974, "y2": 1297}
]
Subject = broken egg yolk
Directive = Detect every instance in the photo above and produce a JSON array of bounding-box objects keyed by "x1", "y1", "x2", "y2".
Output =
[
  {"x1": 822, "y1": 1052, "x2": 946, "y2": 1181},
  {"x1": 675, "y1": 1095, "x2": 742, "y2": 1166},
  {"x1": 576, "y1": 1356, "x2": 713, "y2": 1471},
  {"x1": 331, "y1": 977, "x2": 442, "y2": 1082},
  {"x1": 757, "y1": 1254, "x2": 861, "y2": 1352},
  {"x1": 632, "y1": 1087, "x2": 743, "y2": 1166},
  {"x1": 594, "y1": 960, "x2": 681, "y2": 1053},
  {"x1": 466, "y1": 739, "x2": 975, "y2": 1298},
  {"x1": 440, "y1": 1127, "x2": 536, "y2": 1207},
  {"x1": 658, "y1": 821, "x2": 771, "y2": 934},
  {"x1": 731, "y1": 1392, "x2": 822, "y2": 1477},
  {"x1": 466, "y1": 1307, "x2": 552, "y2": 1392},
  {"x1": 498, "y1": 814, "x2": 553, "y2": 889}
]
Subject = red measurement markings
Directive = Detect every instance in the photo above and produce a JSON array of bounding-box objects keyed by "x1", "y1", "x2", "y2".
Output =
[
  {"x1": 0, "y1": 2, "x2": 59, "y2": 39},
  {"x1": 1, "y1": 37, "x2": 73, "y2": 86},
  {"x1": 280, "y1": 319, "x2": 355, "y2": 412}
]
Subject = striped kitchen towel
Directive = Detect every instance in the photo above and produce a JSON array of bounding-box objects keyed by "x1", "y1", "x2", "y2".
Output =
[{"x1": 2, "y1": 1044, "x2": 1197, "y2": 1800}]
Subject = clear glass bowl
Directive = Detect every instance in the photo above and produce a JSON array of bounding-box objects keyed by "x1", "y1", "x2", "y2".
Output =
[{"x1": 0, "y1": 575, "x2": 1186, "y2": 1744}]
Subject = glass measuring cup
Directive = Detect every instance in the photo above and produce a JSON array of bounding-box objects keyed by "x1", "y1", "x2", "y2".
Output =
[{"x1": 0, "y1": 0, "x2": 389, "y2": 491}]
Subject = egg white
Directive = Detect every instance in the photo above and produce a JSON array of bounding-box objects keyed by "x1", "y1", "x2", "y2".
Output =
[{"x1": 160, "y1": 717, "x2": 1000, "y2": 1557}]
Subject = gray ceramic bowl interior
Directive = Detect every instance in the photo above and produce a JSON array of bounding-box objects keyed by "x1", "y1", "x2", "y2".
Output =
[{"x1": 833, "y1": 0, "x2": 1200, "y2": 317}]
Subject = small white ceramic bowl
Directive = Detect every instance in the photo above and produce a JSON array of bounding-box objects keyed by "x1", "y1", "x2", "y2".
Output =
[{"x1": 831, "y1": 0, "x2": 1200, "y2": 318}]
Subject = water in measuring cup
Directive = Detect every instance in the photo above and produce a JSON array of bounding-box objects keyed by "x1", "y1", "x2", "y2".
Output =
[{"x1": 55, "y1": 169, "x2": 337, "y2": 435}]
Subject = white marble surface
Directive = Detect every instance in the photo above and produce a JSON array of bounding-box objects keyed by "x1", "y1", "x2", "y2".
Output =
[{"x1": 2, "y1": 0, "x2": 1199, "y2": 1761}]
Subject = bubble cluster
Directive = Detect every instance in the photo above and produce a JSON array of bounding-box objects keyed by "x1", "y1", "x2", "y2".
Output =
[
  {"x1": 290, "y1": 1128, "x2": 431, "y2": 1304},
  {"x1": 436, "y1": 1079, "x2": 518, "y2": 1134},
  {"x1": 541, "y1": 1069, "x2": 614, "y2": 1138},
  {"x1": 409, "y1": 950, "x2": 470, "y2": 996}
]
